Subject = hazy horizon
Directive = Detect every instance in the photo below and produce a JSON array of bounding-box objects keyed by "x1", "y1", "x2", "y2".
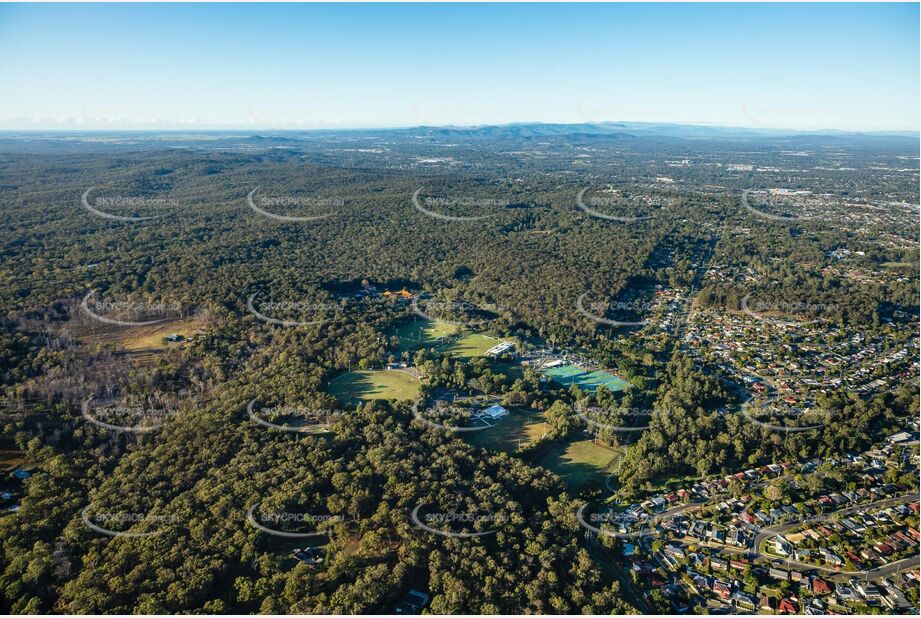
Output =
[{"x1": 0, "y1": 119, "x2": 918, "y2": 137}]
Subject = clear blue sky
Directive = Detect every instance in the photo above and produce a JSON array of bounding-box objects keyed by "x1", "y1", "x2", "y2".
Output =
[{"x1": 0, "y1": 3, "x2": 917, "y2": 131}]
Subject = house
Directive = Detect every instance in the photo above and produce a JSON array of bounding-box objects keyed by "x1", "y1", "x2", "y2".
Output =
[
  {"x1": 291, "y1": 547, "x2": 324, "y2": 568},
  {"x1": 819, "y1": 548, "x2": 843, "y2": 566},
  {"x1": 778, "y1": 598, "x2": 798, "y2": 614},
  {"x1": 881, "y1": 585, "x2": 912, "y2": 610},
  {"x1": 860, "y1": 548, "x2": 879, "y2": 562},
  {"x1": 840, "y1": 517, "x2": 863, "y2": 533},
  {"x1": 768, "y1": 568, "x2": 789, "y2": 581},
  {"x1": 804, "y1": 599, "x2": 827, "y2": 615},
  {"x1": 732, "y1": 591, "x2": 756, "y2": 610},
  {"x1": 382, "y1": 288, "x2": 413, "y2": 301},
  {"x1": 710, "y1": 557, "x2": 728, "y2": 571},
  {"x1": 768, "y1": 536, "x2": 792, "y2": 557},
  {"x1": 663, "y1": 544, "x2": 685, "y2": 560},
  {"x1": 877, "y1": 541, "x2": 897, "y2": 557},
  {"x1": 689, "y1": 520, "x2": 708, "y2": 539},
  {"x1": 712, "y1": 580, "x2": 731, "y2": 600},
  {"x1": 727, "y1": 529, "x2": 746, "y2": 547},
  {"x1": 894, "y1": 531, "x2": 917, "y2": 547},
  {"x1": 758, "y1": 596, "x2": 775, "y2": 613},
  {"x1": 394, "y1": 589, "x2": 430, "y2": 614},
  {"x1": 835, "y1": 585, "x2": 859, "y2": 604},
  {"x1": 855, "y1": 582, "x2": 881, "y2": 601},
  {"x1": 811, "y1": 578, "x2": 832, "y2": 596},
  {"x1": 688, "y1": 571, "x2": 710, "y2": 593}
]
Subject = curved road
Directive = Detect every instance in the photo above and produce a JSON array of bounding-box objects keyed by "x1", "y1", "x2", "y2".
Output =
[{"x1": 752, "y1": 492, "x2": 920, "y2": 579}]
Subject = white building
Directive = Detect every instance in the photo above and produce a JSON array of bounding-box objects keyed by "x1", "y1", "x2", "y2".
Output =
[
  {"x1": 485, "y1": 341, "x2": 516, "y2": 357},
  {"x1": 481, "y1": 404, "x2": 509, "y2": 420}
]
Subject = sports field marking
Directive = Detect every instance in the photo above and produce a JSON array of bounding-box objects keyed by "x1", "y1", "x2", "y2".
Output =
[{"x1": 544, "y1": 364, "x2": 630, "y2": 392}]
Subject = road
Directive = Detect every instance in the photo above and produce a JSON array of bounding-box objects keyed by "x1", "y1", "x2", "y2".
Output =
[
  {"x1": 740, "y1": 492, "x2": 920, "y2": 581},
  {"x1": 585, "y1": 535, "x2": 651, "y2": 613},
  {"x1": 670, "y1": 217, "x2": 726, "y2": 348},
  {"x1": 752, "y1": 492, "x2": 920, "y2": 554}
]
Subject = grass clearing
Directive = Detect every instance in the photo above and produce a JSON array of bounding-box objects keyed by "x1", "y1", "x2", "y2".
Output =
[
  {"x1": 118, "y1": 321, "x2": 201, "y2": 352},
  {"x1": 328, "y1": 369, "x2": 421, "y2": 406},
  {"x1": 70, "y1": 316, "x2": 204, "y2": 366},
  {"x1": 531, "y1": 437, "x2": 620, "y2": 493},
  {"x1": 391, "y1": 318, "x2": 461, "y2": 353},
  {"x1": 389, "y1": 319, "x2": 514, "y2": 361},
  {"x1": 438, "y1": 333, "x2": 498, "y2": 359},
  {"x1": 465, "y1": 409, "x2": 547, "y2": 453}
]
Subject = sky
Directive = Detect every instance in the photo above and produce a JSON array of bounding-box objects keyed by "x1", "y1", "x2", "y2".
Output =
[{"x1": 0, "y1": 3, "x2": 918, "y2": 132}]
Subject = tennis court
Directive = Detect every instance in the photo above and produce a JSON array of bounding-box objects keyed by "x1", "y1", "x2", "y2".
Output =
[{"x1": 544, "y1": 364, "x2": 630, "y2": 393}]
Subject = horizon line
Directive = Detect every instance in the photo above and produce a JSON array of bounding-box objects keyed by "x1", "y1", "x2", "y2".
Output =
[{"x1": 0, "y1": 119, "x2": 918, "y2": 136}]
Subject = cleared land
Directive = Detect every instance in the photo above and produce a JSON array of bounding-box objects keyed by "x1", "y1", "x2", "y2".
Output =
[
  {"x1": 117, "y1": 322, "x2": 200, "y2": 352},
  {"x1": 328, "y1": 369, "x2": 421, "y2": 405},
  {"x1": 465, "y1": 409, "x2": 547, "y2": 453},
  {"x1": 390, "y1": 319, "x2": 513, "y2": 361},
  {"x1": 531, "y1": 438, "x2": 620, "y2": 493},
  {"x1": 391, "y1": 318, "x2": 460, "y2": 352},
  {"x1": 69, "y1": 316, "x2": 204, "y2": 365},
  {"x1": 438, "y1": 333, "x2": 498, "y2": 358}
]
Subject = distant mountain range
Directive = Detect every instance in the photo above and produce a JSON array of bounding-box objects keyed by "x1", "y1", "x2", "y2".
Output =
[
  {"x1": 397, "y1": 121, "x2": 918, "y2": 141},
  {"x1": 0, "y1": 122, "x2": 916, "y2": 154}
]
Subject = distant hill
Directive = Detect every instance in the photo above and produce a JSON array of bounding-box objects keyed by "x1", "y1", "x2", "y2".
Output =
[
  {"x1": 0, "y1": 121, "x2": 915, "y2": 154},
  {"x1": 395, "y1": 121, "x2": 918, "y2": 143}
]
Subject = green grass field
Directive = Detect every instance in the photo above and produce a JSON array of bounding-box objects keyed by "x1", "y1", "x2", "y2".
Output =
[
  {"x1": 465, "y1": 409, "x2": 547, "y2": 453},
  {"x1": 328, "y1": 369, "x2": 421, "y2": 405},
  {"x1": 438, "y1": 333, "x2": 498, "y2": 358},
  {"x1": 531, "y1": 438, "x2": 620, "y2": 493},
  {"x1": 391, "y1": 319, "x2": 460, "y2": 352}
]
